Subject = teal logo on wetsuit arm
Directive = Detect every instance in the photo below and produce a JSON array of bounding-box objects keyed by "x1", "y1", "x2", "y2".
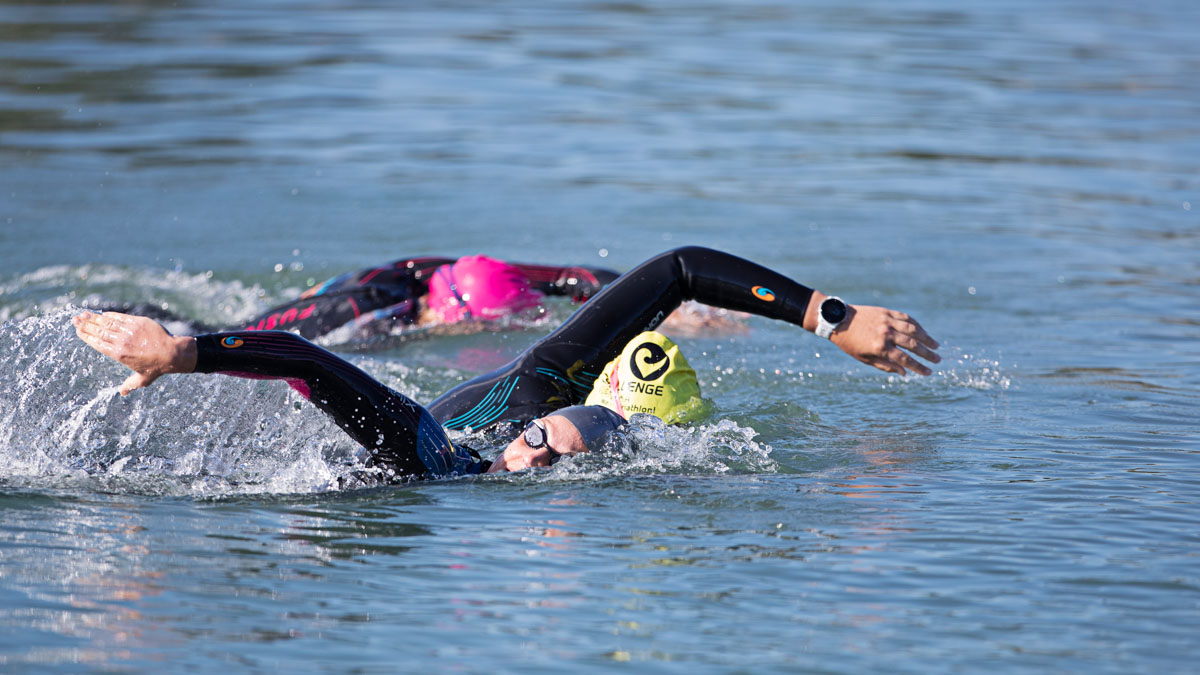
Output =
[{"x1": 752, "y1": 286, "x2": 776, "y2": 302}]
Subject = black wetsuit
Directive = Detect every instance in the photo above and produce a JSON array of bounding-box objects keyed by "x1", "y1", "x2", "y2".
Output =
[
  {"x1": 192, "y1": 247, "x2": 815, "y2": 480},
  {"x1": 244, "y1": 257, "x2": 619, "y2": 338},
  {"x1": 104, "y1": 257, "x2": 618, "y2": 340}
]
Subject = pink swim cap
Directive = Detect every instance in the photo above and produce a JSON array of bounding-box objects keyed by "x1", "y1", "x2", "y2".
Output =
[{"x1": 426, "y1": 256, "x2": 545, "y2": 323}]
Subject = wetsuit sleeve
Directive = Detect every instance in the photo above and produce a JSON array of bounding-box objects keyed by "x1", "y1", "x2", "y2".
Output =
[
  {"x1": 193, "y1": 331, "x2": 485, "y2": 479},
  {"x1": 536, "y1": 245, "x2": 813, "y2": 363},
  {"x1": 429, "y1": 246, "x2": 813, "y2": 430},
  {"x1": 509, "y1": 262, "x2": 621, "y2": 301}
]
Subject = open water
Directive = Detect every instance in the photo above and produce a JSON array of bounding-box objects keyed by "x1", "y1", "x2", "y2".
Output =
[{"x1": 2, "y1": 0, "x2": 1198, "y2": 672}]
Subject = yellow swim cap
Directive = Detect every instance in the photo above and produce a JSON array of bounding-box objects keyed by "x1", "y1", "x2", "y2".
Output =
[{"x1": 585, "y1": 331, "x2": 710, "y2": 424}]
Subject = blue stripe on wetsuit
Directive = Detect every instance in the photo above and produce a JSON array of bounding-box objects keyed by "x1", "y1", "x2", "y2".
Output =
[{"x1": 441, "y1": 376, "x2": 521, "y2": 431}]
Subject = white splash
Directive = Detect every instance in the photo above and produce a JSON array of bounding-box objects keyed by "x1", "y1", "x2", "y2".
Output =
[
  {"x1": 0, "y1": 309, "x2": 368, "y2": 495},
  {"x1": 546, "y1": 414, "x2": 777, "y2": 480}
]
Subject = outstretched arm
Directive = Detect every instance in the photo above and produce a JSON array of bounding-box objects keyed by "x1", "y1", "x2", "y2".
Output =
[
  {"x1": 73, "y1": 311, "x2": 483, "y2": 479},
  {"x1": 429, "y1": 246, "x2": 941, "y2": 431},
  {"x1": 540, "y1": 246, "x2": 940, "y2": 377}
]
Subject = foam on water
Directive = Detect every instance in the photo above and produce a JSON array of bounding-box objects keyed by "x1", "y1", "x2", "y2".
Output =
[
  {"x1": 0, "y1": 310, "x2": 363, "y2": 496},
  {"x1": 0, "y1": 264, "x2": 275, "y2": 329},
  {"x1": 494, "y1": 414, "x2": 778, "y2": 483}
]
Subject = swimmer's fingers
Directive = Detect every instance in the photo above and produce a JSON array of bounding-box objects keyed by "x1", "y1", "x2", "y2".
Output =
[
  {"x1": 889, "y1": 347, "x2": 928, "y2": 377},
  {"x1": 832, "y1": 305, "x2": 940, "y2": 377},
  {"x1": 892, "y1": 329, "x2": 941, "y2": 366},
  {"x1": 74, "y1": 312, "x2": 146, "y2": 363},
  {"x1": 862, "y1": 348, "x2": 929, "y2": 377},
  {"x1": 888, "y1": 311, "x2": 941, "y2": 354},
  {"x1": 888, "y1": 313, "x2": 941, "y2": 374},
  {"x1": 862, "y1": 354, "x2": 906, "y2": 376},
  {"x1": 119, "y1": 371, "x2": 161, "y2": 396},
  {"x1": 74, "y1": 311, "x2": 121, "y2": 353},
  {"x1": 71, "y1": 311, "x2": 197, "y2": 395}
]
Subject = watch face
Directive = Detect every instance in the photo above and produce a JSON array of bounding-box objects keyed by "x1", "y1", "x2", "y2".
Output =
[{"x1": 821, "y1": 298, "x2": 847, "y2": 324}]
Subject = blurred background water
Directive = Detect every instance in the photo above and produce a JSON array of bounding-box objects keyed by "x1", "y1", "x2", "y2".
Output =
[{"x1": 1, "y1": 0, "x2": 1198, "y2": 672}]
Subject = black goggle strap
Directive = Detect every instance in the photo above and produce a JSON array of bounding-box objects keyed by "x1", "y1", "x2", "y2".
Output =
[{"x1": 437, "y1": 264, "x2": 471, "y2": 319}]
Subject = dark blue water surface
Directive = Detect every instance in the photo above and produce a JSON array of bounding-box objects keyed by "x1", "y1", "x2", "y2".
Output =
[{"x1": 2, "y1": 0, "x2": 1198, "y2": 672}]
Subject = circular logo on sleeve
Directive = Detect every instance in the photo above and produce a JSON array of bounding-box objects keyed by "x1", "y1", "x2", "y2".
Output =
[
  {"x1": 221, "y1": 336, "x2": 245, "y2": 348},
  {"x1": 751, "y1": 286, "x2": 776, "y2": 302}
]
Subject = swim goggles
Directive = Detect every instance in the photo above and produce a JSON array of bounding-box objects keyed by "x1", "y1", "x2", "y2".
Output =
[{"x1": 523, "y1": 419, "x2": 563, "y2": 463}]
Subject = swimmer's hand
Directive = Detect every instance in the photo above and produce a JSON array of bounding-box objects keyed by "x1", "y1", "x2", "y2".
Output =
[
  {"x1": 73, "y1": 311, "x2": 198, "y2": 395},
  {"x1": 806, "y1": 293, "x2": 941, "y2": 376}
]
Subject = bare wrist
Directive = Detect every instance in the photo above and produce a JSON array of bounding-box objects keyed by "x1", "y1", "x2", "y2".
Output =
[
  {"x1": 172, "y1": 336, "x2": 198, "y2": 374},
  {"x1": 803, "y1": 291, "x2": 827, "y2": 332}
]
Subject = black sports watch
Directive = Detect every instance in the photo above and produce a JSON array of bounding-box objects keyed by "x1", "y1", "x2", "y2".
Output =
[{"x1": 815, "y1": 296, "x2": 848, "y2": 339}]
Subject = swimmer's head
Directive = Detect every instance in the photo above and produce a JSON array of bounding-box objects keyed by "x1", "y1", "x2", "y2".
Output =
[
  {"x1": 585, "y1": 331, "x2": 710, "y2": 424},
  {"x1": 427, "y1": 255, "x2": 545, "y2": 324},
  {"x1": 501, "y1": 404, "x2": 626, "y2": 470},
  {"x1": 544, "y1": 404, "x2": 626, "y2": 452}
]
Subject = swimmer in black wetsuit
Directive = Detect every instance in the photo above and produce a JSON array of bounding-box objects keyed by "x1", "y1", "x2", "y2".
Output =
[
  {"x1": 244, "y1": 255, "x2": 620, "y2": 339},
  {"x1": 73, "y1": 246, "x2": 941, "y2": 480},
  {"x1": 113, "y1": 255, "x2": 619, "y2": 340}
]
